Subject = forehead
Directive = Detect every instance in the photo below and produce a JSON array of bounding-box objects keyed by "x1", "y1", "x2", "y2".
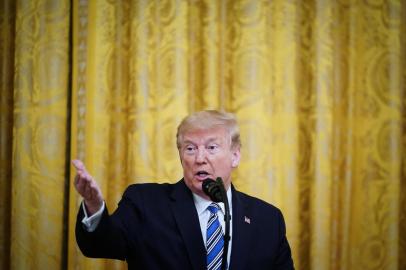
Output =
[{"x1": 180, "y1": 127, "x2": 229, "y2": 144}]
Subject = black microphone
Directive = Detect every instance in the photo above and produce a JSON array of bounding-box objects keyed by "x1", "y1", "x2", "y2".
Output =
[{"x1": 202, "y1": 178, "x2": 223, "y2": 202}]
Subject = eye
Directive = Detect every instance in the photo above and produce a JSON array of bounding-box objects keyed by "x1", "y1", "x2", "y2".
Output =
[
  {"x1": 184, "y1": 145, "x2": 196, "y2": 154},
  {"x1": 207, "y1": 144, "x2": 219, "y2": 153}
]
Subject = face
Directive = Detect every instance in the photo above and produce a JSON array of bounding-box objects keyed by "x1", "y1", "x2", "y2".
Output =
[{"x1": 178, "y1": 126, "x2": 241, "y2": 199}]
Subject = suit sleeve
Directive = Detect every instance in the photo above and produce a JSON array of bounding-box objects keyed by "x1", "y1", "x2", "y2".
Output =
[
  {"x1": 274, "y1": 209, "x2": 295, "y2": 269},
  {"x1": 75, "y1": 186, "x2": 141, "y2": 260}
]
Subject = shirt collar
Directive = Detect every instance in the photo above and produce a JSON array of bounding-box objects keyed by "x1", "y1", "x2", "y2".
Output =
[{"x1": 193, "y1": 186, "x2": 232, "y2": 216}]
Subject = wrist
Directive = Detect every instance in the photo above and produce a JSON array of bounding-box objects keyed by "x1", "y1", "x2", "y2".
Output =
[{"x1": 84, "y1": 200, "x2": 103, "y2": 215}]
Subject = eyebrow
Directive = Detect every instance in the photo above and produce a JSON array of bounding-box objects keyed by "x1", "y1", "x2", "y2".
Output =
[{"x1": 181, "y1": 137, "x2": 221, "y2": 145}]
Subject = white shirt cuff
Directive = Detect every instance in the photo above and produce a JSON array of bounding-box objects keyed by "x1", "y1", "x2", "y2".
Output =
[{"x1": 81, "y1": 201, "x2": 105, "y2": 232}]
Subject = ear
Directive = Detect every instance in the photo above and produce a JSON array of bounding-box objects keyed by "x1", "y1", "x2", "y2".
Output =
[
  {"x1": 231, "y1": 148, "x2": 241, "y2": 168},
  {"x1": 177, "y1": 149, "x2": 184, "y2": 165}
]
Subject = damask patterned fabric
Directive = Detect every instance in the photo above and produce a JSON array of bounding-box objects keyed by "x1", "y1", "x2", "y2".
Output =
[{"x1": 0, "y1": 0, "x2": 405, "y2": 269}]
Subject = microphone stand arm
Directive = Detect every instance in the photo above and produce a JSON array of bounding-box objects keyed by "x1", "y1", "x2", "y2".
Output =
[{"x1": 216, "y1": 177, "x2": 230, "y2": 270}]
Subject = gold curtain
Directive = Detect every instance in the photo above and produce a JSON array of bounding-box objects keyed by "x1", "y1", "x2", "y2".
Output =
[
  {"x1": 1, "y1": 0, "x2": 71, "y2": 269},
  {"x1": 1, "y1": 0, "x2": 405, "y2": 269}
]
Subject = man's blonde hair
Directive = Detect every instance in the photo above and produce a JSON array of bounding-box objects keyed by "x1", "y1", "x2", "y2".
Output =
[{"x1": 176, "y1": 110, "x2": 241, "y2": 149}]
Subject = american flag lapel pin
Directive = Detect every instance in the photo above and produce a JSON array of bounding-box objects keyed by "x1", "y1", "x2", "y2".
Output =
[{"x1": 244, "y1": 216, "x2": 251, "y2": 224}]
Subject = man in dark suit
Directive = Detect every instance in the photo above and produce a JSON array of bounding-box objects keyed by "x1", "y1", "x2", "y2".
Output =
[{"x1": 73, "y1": 110, "x2": 294, "y2": 269}]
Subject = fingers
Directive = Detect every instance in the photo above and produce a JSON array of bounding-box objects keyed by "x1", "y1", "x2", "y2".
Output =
[
  {"x1": 77, "y1": 175, "x2": 102, "y2": 203},
  {"x1": 84, "y1": 180, "x2": 94, "y2": 200},
  {"x1": 72, "y1": 159, "x2": 86, "y2": 174},
  {"x1": 75, "y1": 170, "x2": 91, "y2": 188},
  {"x1": 90, "y1": 181, "x2": 101, "y2": 200},
  {"x1": 73, "y1": 159, "x2": 87, "y2": 187},
  {"x1": 72, "y1": 159, "x2": 91, "y2": 184},
  {"x1": 72, "y1": 159, "x2": 103, "y2": 213},
  {"x1": 72, "y1": 159, "x2": 96, "y2": 197},
  {"x1": 75, "y1": 174, "x2": 90, "y2": 198}
]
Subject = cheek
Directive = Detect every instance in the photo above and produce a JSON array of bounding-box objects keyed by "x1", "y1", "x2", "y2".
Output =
[
  {"x1": 181, "y1": 158, "x2": 193, "y2": 172},
  {"x1": 213, "y1": 156, "x2": 233, "y2": 170}
]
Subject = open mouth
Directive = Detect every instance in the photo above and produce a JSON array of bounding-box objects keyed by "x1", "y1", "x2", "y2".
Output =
[{"x1": 195, "y1": 171, "x2": 210, "y2": 179}]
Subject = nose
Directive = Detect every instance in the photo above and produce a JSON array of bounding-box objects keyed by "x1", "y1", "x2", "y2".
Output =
[{"x1": 195, "y1": 147, "x2": 207, "y2": 163}]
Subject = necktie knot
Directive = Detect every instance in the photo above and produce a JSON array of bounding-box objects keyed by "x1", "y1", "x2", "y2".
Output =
[{"x1": 208, "y1": 203, "x2": 221, "y2": 215}]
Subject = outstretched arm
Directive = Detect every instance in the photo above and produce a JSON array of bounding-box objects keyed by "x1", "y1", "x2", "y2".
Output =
[{"x1": 72, "y1": 159, "x2": 128, "y2": 260}]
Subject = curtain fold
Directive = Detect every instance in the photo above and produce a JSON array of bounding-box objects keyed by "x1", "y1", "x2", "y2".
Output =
[
  {"x1": 5, "y1": 0, "x2": 71, "y2": 269},
  {"x1": 0, "y1": 1, "x2": 15, "y2": 270},
  {"x1": 1, "y1": 0, "x2": 405, "y2": 269}
]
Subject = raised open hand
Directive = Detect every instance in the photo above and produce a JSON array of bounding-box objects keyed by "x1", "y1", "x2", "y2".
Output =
[{"x1": 72, "y1": 159, "x2": 104, "y2": 215}]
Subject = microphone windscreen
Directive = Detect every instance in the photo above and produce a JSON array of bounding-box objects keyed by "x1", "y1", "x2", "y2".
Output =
[{"x1": 202, "y1": 179, "x2": 223, "y2": 202}]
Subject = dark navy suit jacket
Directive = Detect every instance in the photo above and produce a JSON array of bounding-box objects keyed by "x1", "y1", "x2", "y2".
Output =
[{"x1": 76, "y1": 179, "x2": 294, "y2": 269}]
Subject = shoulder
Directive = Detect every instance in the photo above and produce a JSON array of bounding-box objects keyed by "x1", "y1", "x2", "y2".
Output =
[
  {"x1": 233, "y1": 189, "x2": 283, "y2": 217},
  {"x1": 122, "y1": 182, "x2": 173, "y2": 199},
  {"x1": 114, "y1": 182, "x2": 178, "y2": 213},
  {"x1": 124, "y1": 182, "x2": 171, "y2": 192}
]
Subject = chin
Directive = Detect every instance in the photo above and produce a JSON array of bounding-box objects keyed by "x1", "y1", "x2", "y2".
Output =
[
  {"x1": 191, "y1": 184, "x2": 204, "y2": 195},
  {"x1": 193, "y1": 184, "x2": 203, "y2": 192}
]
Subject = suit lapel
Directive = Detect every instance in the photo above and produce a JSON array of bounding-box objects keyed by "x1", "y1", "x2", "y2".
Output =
[
  {"x1": 170, "y1": 180, "x2": 206, "y2": 270},
  {"x1": 229, "y1": 187, "x2": 252, "y2": 270}
]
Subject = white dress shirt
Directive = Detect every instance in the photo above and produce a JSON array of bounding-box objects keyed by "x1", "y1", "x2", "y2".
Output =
[{"x1": 192, "y1": 187, "x2": 233, "y2": 267}]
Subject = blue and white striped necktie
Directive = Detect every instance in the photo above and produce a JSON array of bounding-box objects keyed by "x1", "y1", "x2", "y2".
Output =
[{"x1": 206, "y1": 203, "x2": 224, "y2": 270}]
